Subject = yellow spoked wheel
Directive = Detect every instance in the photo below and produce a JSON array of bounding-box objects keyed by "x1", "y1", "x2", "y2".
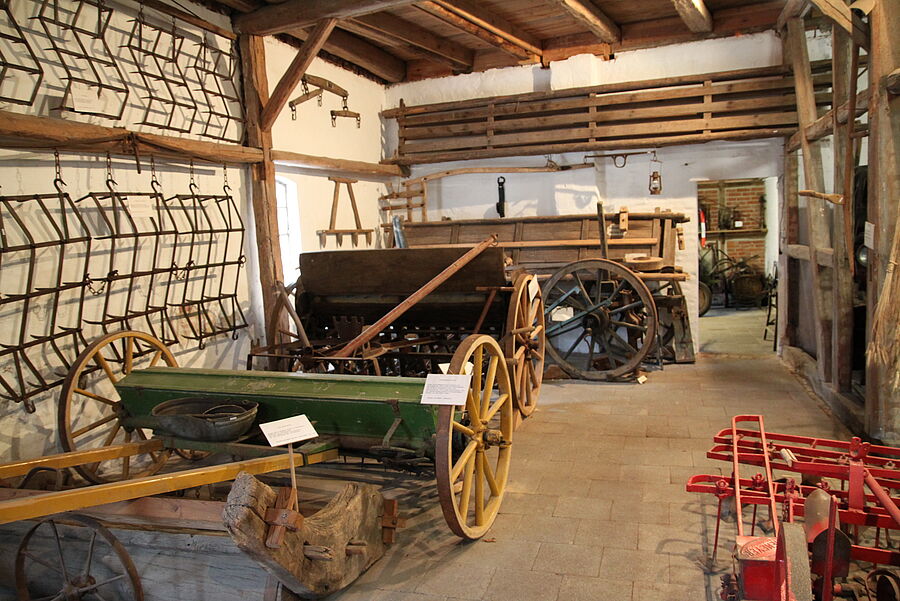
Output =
[
  {"x1": 58, "y1": 331, "x2": 177, "y2": 484},
  {"x1": 505, "y1": 273, "x2": 545, "y2": 417},
  {"x1": 436, "y1": 335, "x2": 514, "y2": 540}
]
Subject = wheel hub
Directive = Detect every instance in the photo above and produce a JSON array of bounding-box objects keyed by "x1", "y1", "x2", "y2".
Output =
[{"x1": 582, "y1": 308, "x2": 610, "y2": 332}]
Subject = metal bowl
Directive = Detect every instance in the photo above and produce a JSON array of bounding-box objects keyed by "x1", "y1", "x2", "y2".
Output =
[{"x1": 150, "y1": 397, "x2": 258, "y2": 442}]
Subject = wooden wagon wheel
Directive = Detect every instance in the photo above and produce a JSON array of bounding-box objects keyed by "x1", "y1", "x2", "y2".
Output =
[
  {"x1": 504, "y1": 273, "x2": 545, "y2": 417},
  {"x1": 436, "y1": 335, "x2": 514, "y2": 540},
  {"x1": 542, "y1": 259, "x2": 658, "y2": 381},
  {"x1": 58, "y1": 331, "x2": 176, "y2": 484},
  {"x1": 16, "y1": 513, "x2": 143, "y2": 601}
]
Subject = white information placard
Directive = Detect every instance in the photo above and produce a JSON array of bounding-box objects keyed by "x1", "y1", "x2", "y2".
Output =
[
  {"x1": 259, "y1": 414, "x2": 319, "y2": 447},
  {"x1": 420, "y1": 374, "x2": 472, "y2": 406},
  {"x1": 864, "y1": 221, "x2": 875, "y2": 249},
  {"x1": 528, "y1": 277, "x2": 540, "y2": 300}
]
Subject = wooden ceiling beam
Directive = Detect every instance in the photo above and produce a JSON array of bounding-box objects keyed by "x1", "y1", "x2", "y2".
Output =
[
  {"x1": 776, "y1": 0, "x2": 810, "y2": 31},
  {"x1": 671, "y1": 0, "x2": 713, "y2": 33},
  {"x1": 550, "y1": 0, "x2": 620, "y2": 43},
  {"x1": 430, "y1": 0, "x2": 543, "y2": 56},
  {"x1": 289, "y1": 26, "x2": 407, "y2": 83},
  {"x1": 808, "y1": 0, "x2": 869, "y2": 49},
  {"x1": 235, "y1": 0, "x2": 417, "y2": 36},
  {"x1": 347, "y1": 12, "x2": 474, "y2": 70},
  {"x1": 415, "y1": 2, "x2": 538, "y2": 61},
  {"x1": 543, "y1": 1, "x2": 783, "y2": 60},
  {"x1": 261, "y1": 18, "x2": 336, "y2": 132}
]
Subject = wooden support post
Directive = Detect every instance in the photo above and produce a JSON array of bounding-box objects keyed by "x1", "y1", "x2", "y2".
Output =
[
  {"x1": 831, "y1": 26, "x2": 854, "y2": 393},
  {"x1": 787, "y1": 18, "x2": 834, "y2": 382},
  {"x1": 779, "y1": 140, "x2": 800, "y2": 351},
  {"x1": 240, "y1": 35, "x2": 287, "y2": 350},
  {"x1": 865, "y1": 0, "x2": 900, "y2": 440}
]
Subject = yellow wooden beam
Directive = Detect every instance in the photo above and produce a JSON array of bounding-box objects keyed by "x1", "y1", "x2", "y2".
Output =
[{"x1": 0, "y1": 449, "x2": 339, "y2": 525}]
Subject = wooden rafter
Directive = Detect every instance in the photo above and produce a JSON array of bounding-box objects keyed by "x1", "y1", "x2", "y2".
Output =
[
  {"x1": 345, "y1": 12, "x2": 474, "y2": 70},
  {"x1": 261, "y1": 19, "x2": 336, "y2": 132},
  {"x1": 289, "y1": 26, "x2": 407, "y2": 83},
  {"x1": 235, "y1": 0, "x2": 417, "y2": 36},
  {"x1": 671, "y1": 0, "x2": 713, "y2": 33},
  {"x1": 776, "y1": 0, "x2": 809, "y2": 30},
  {"x1": 429, "y1": 0, "x2": 543, "y2": 56},
  {"x1": 415, "y1": 2, "x2": 538, "y2": 61},
  {"x1": 551, "y1": 0, "x2": 620, "y2": 43}
]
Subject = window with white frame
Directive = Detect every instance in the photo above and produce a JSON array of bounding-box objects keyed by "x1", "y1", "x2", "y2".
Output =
[{"x1": 275, "y1": 176, "x2": 302, "y2": 284}]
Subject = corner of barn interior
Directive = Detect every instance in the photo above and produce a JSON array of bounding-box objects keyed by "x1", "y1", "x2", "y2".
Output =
[{"x1": 0, "y1": 0, "x2": 898, "y2": 600}]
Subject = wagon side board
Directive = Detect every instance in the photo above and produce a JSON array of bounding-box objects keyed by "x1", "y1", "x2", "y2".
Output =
[
  {"x1": 115, "y1": 368, "x2": 438, "y2": 455},
  {"x1": 223, "y1": 472, "x2": 386, "y2": 599}
]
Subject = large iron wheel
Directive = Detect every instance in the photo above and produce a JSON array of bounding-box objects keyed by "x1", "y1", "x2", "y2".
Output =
[
  {"x1": 15, "y1": 513, "x2": 143, "y2": 601},
  {"x1": 436, "y1": 335, "x2": 514, "y2": 540},
  {"x1": 58, "y1": 331, "x2": 176, "y2": 484},
  {"x1": 505, "y1": 273, "x2": 545, "y2": 417},
  {"x1": 542, "y1": 259, "x2": 658, "y2": 380},
  {"x1": 698, "y1": 281, "x2": 712, "y2": 317}
]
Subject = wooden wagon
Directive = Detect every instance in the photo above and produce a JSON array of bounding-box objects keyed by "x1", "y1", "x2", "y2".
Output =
[{"x1": 389, "y1": 210, "x2": 694, "y2": 381}]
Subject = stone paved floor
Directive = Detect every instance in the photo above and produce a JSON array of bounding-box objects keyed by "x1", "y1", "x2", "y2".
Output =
[{"x1": 328, "y1": 308, "x2": 850, "y2": 601}]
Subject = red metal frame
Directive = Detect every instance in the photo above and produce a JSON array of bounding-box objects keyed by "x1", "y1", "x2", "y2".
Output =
[{"x1": 688, "y1": 415, "x2": 900, "y2": 599}]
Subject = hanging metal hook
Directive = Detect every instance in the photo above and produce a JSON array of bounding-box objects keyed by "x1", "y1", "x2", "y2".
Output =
[
  {"x1": 105, "y1": 152, "x2": 117, "y2": 192},
  {"x1": 149, "y1": 155, "x2": 163, "y2": 195},
  {"x1": 53, "y1": 149, "x2": 66, "y2": 193},
  {"x1": 222, "y1": 163, "x2": 231, "y2": 196}
]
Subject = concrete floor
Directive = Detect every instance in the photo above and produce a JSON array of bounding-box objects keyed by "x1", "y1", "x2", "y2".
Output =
[{"x1": 332, "y1": 307, "x2": 852, "y2": 601}]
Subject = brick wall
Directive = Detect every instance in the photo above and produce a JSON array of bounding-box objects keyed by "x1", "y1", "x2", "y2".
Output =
[
  {"x1": 698, "y1": 180, "x2": 766, "y2": 230},
  {"x1": 699, "y1": 180, "x2": 768, "y2": 273}
]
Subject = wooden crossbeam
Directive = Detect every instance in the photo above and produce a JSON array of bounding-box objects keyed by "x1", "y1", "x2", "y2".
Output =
[
  {"x1": 671, "y1": 0, "x2": 713, "y2": 33},
  {"x1": 430, "y1": 0, "x2": 543, "y2": 56},
  {"x1": 551, "y1": 0, "x2": 621, "y2": 43},
  {"x1": 347, "y1": 12, "x2": 474, "y2": 69},
  {"x1": 291, "y1": 27, "x2": 407, "y2": 83},
  {"x1": 776, "y1": 0, "x2": 809, "y2": 30},
  {"x1": 787, "y1": 87, "x2": 870, "y2": 150},
  {"x1": 235, "y1": 0, "x2": 416, "y2": 36},
  {"x1": 415, "y1": 1, "x2": 537, "y2": 60},
  {"x1": 261, "y1": 19, "x2": 336, "y2": 132}
]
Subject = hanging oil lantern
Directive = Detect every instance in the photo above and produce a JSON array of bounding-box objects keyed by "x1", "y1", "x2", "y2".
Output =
[{"x1": 648, "y1": 150, "x2": 663, "y2": 195}]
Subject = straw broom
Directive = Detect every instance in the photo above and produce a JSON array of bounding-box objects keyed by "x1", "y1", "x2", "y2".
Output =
[{"x1": 868, "y1": 207, "x2": 900, "y2": 424}]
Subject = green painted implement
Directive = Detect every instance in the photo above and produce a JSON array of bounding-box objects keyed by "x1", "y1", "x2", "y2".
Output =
[{"x1": 115, "y1": 367, "x2": 438, "y2": 460}]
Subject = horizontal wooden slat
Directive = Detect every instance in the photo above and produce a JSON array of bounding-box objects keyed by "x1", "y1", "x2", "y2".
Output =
[{"x1": 400, "y1": 112, "x2": 799, "y2": 154}]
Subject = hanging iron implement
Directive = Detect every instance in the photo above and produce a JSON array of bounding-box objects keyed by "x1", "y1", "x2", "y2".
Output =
[{"x1": 496, "y1": 177, "x2": 506, "y2": 218}]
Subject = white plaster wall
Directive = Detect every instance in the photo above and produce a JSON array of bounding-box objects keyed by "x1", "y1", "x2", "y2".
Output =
[
  {"x1": 765, "y1": 176, "x2": 781, "y2": 276},
  {"x1": 264, "y1": 39, "x2": 391, "y2": 262}
]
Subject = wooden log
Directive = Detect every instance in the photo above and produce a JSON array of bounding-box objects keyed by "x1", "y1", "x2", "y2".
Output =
[
  {"x1": 271, "y1": 150, "x2": 403, "y2": 178},
  {"x1": 223, "y1": 473, "x2": 387, "y2": 598}
]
